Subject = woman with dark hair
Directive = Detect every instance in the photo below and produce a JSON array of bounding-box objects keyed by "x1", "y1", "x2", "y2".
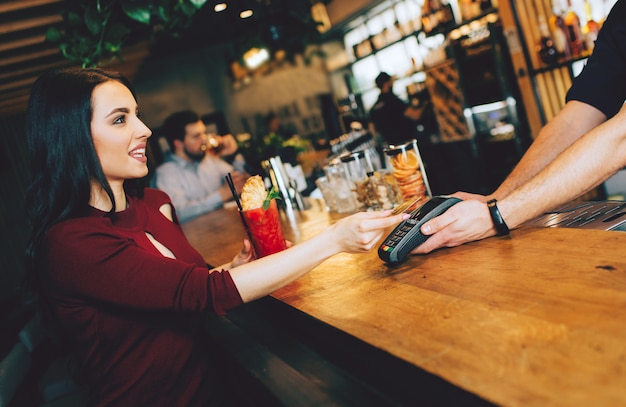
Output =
[{"x1": 25, "y1": 67, "x2": 407, "y2": 406}]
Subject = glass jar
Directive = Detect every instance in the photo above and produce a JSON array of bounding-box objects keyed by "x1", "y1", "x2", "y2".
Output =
[
  {"x1": 384, "y1": 139, "x2": 431, "y2": 205},
  {"x1": 368, "y1": 170, "x2": 401, "y2": 210},
  {"x1": 340, "y1": 151, "x2": 372, "y2": 210},
  {"x1": 340, "y1": 150, "x2": 372, "y2": 184},
  {"x1": 323, "y1": 160, "x2": 358, "y2": 213},
  {"x1": 341, "y1": 151, "x2": 400, "y2": 211}
]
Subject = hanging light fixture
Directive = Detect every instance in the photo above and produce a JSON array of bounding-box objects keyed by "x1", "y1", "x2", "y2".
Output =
[{"x1": 243, "y1": 47, "x2": 270, "y2": 69}]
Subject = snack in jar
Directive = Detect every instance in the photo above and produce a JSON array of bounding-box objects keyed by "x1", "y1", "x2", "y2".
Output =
[
  {"x1": 384, "y1": 139, "x2": 431, "y2": 206},
  {"x1": 340, "y1": 151, "x2": 399, "y2": 211}
]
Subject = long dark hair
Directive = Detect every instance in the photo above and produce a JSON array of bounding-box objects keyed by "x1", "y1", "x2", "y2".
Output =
[{"x1": 24, "y1": 67, "x2": 140, "y2": 298}]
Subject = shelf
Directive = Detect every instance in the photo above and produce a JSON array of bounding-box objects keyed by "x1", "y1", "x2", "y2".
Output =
[
  {"x1": 347, "y1": 30, "x2": 424, "y2": 67},
  {"x1": 423, "y1": 9, "x2": 499, "y2": 39},
  {"x1": 531, "y1": 53, "x2": 591, "y2": 75}
]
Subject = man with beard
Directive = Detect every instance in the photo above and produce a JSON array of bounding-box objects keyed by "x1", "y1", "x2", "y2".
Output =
[{"x1": 154, "y1": 110, "x2": 247, "y2": 223}]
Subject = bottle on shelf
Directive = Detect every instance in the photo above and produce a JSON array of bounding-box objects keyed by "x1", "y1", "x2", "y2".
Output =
[
  {"x1": 459, "y1": 0, "x2": 480, "y2": 21},
  {"x1": 582, "y1": 0, "x2": 601, "y2": 52},
  {"x1": 422, "y1": 0, "x2": 455, "y2": 35},
  {"x1": 480, "y1": 0, "x2": 493, "y2": 12},
  {"x1": 536, "y1": 15, "x2": 560, "y2": 65},
  {"x1": 440, "y1": 1, "x2": 455, "y2": 27},
  {"x1": 421, "y1": 0, "x2": 436, "y2": 34},
  {"x1": 549, "y1": 4, "x2": 571, "y2": 59},
  {"x1": 563, "y1": 0, "x2": 584, "y2": 57}
]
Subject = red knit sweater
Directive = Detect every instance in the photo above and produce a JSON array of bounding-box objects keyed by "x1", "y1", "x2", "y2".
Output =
[{"x1": 42, "y1": 188, "x2": 243, "y2": 406}]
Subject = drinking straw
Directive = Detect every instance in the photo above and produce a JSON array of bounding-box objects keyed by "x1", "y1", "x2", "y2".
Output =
[
  {"x1": 225, "y1": 173, "x2": 257, "y2": 254},
  {"x1": 225, "y1": 173, "x2": 243, "y2": 210}
]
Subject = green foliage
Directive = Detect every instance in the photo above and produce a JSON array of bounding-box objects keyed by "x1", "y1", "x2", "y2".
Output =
[
  {"x1": 263, "y1": 186, "x2": 280, "y2": 210},
  {"x1": 46, "y1": 0, "x2": 208, "y2": 68}
]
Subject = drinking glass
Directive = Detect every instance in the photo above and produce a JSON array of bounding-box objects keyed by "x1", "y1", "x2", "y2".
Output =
[{"x1": 240, "y1": 199, "x2": 287, "y2": 258}]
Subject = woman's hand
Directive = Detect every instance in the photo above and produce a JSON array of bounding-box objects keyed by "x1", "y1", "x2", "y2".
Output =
[
  {"x1": 330, "y1": 210, "x2": 409, "y2": 254},
  {"x1": 230, "y1": 239, "x2": 255, "y2": 267},
  {"x1": 229, "y1": 210, "x2": 407, "y2": 303}
]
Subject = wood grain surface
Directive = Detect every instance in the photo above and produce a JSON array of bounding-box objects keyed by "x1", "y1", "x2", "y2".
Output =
[{"x1": 183, "y1": 202, "x2": 626, "y2": 407}]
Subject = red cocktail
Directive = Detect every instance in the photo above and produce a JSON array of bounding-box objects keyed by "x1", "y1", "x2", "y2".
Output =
[{"x1": 241, "y1": 199, "x2": 287, "y2": 258}]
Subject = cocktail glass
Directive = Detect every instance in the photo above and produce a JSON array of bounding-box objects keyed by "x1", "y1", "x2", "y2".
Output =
[{"x1": 240, "y1": 199, "x2": 287, "y2": 258}]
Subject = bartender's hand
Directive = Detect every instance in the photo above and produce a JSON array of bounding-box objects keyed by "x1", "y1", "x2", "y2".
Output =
[
  {"x1": 331, "y1": 210, "x2": 409, "y2": 253},
  {"x1": 410, "y1": 196, "x2": 498, "y2": 254}
]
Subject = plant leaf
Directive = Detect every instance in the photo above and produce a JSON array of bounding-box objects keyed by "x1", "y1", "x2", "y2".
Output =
[
  {"x1": 84, "y1": 2, "x2": 103, "y2": 36},
  {"x1": 262, "y1": 186, "x2": 280, "y2": 210},
  {"x1": 189, "y1": 0, "x2": 208, "y2": 9},
  {"x1": 121, "y1": 3, "x2": 151, "y2": 25},
  {"x1": 178, "y1": 1, "x2": 197, "y2": 17},
  {"x1": 66, "y1": 11, "x2": 83, "y2": 26},
  {"x1": 45, "y1": 27, "x2": 62, "y2": 43},
  {"x1": 106, "y1": 23, "x2": 131, "y2": 43}
]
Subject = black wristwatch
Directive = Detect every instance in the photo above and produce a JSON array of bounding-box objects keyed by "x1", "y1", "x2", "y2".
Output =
[{"x1": 487, "y1": 199, "x2": 510, "y2": 236}]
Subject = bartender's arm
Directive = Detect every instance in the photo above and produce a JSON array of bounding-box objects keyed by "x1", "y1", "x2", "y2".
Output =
[
  {"x1": 404, "y1": 104, "x2": 426, "y2": 121},
  {"x1": 493, "y1": 101, "x2": 606, "y2": 198},
  {"x1": 412, "y1": 101, "x2": 623, "y2": 254}
]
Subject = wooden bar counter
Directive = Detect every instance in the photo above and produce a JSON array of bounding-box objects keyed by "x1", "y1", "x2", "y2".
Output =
[{"x1": 183, "y1": 201, "x2": 626, "y2": 407}]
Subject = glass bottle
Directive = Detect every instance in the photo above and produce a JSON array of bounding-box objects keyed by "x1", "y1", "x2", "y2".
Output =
[
  {"x1": 582, "y1": 0, "x2": 601, "y2": 52},
  {"x1": 537, "y1": 15, "x2": 560, "y2": 64},
  {"x1": 480, "y1": 0, "x2": 493, "y2": 12},
  {"x1": 564, "y1": 0, "x2": 584, "y2": 57},
  {"x1": 421, "y1": 0, "x2": 436, "y2": 34},
  {"x1": 440, "y1": 0, "x2": 455, "y2": 27},
  {"x1": 549, "y1": 5, "x2": 571, "y2": 59}
]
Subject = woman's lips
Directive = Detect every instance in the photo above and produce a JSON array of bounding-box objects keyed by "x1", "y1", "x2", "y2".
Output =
[{"x1": 129, "y1": 146, "x2": 147, "y2": 163}]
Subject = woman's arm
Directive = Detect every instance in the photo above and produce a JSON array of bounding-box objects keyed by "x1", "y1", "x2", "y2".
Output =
[
  {"x1": 493, "y1": 101, "x2": 606, "y2": 199},
  {"x1": 229, "y1": 211, "x2": 407, "y2": 303},
  {"x1": 498, "y1": 104, "x2": 626, "y2": 228}
]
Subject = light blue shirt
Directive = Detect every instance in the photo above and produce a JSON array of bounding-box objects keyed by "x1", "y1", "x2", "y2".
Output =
[{"x1": 154, "y1": 154, "x2": 234, "y2": 223}]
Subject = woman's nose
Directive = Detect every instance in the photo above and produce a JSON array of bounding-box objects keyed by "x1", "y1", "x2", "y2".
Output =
[{"x1": 136, "y1": 119, "x2": 152, "y2": 139}]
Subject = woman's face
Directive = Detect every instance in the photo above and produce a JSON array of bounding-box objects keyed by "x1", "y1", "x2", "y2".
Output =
[{"x1": 90, "y1": 81, "x2": 152, "y2": 185}]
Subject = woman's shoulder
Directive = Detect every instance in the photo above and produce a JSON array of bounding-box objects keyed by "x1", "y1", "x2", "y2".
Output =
[
  {"x1": 45, "y1": 214, "x2": 112, "y2": 253},
  {"x1": 140, "y1": 188, "x2": 172, "y2": 208}
]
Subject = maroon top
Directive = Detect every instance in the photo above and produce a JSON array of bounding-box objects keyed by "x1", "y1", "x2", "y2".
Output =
[{"x1": 42, "y1": 188, "x2": 243, "y2": 406}]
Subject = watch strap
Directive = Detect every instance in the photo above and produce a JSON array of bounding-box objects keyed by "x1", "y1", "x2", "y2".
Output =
[{"x1": 487, "y1": 199, "x2": 510, "y2": 236}]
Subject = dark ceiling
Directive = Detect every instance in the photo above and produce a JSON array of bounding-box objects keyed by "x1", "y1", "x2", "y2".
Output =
[{"x1": 0, "y1": 0, "x2": 332, "y2": 117}]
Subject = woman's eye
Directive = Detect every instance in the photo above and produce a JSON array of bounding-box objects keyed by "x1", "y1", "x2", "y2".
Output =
[{"x1": 113, "y1": 115, "x2": 126, "y2": 124}]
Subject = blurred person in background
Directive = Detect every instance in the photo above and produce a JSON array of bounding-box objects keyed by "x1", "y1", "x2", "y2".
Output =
[
  {"x1": 368, "y1": 72, "x2": 428, "y2": 146},
  {"x1": 154, "y1": 110, "x2": 247, "y2": 223}
]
